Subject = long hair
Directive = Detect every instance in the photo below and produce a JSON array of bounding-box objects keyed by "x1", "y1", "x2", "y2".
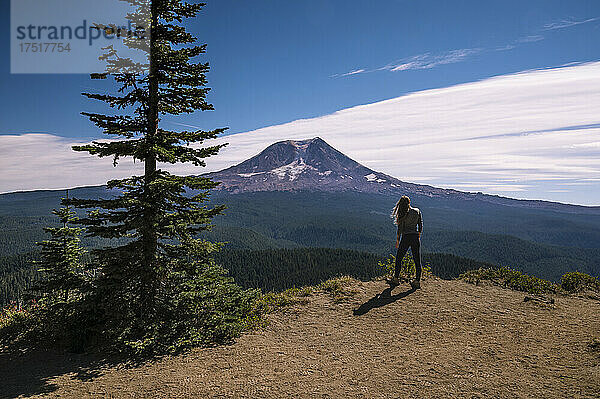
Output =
[{"x1": 391, "y1": 196, "x2": 410, "y2": 225}]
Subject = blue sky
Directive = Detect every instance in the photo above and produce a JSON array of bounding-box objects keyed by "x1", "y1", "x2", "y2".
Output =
[
  {"x1": 2, "y1": 0, "x2": 599, "y2": 137},
  {"x1": 1, "y1": 0, "x2": 600, "y2": 204}
]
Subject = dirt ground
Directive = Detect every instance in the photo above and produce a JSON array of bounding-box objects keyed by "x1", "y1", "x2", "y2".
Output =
[{"x1": 2, "y1": 277, "x2": 599, "y2": 398}]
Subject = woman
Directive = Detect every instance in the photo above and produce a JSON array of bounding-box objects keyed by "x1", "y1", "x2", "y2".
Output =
[{"x1": 389, "y1": 195, "x2": 423, "y2": 289}]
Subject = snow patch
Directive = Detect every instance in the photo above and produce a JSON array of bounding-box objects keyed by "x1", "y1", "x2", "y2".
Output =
[
  {"x1": 239, "y1": 172, "x2": 264, "y2": 177},
  {"x1": 290, "y1": 139, "x2": 314, "y2": 150},
  {"x1": 270, "y1": 158, "x2": 315, "y2": 181},
  {"x1": 293, "y1": 142, "x2": 311, "y2": 150},
  {"x1": 365, "y1": 173, "x2": 386, "y2": 183}
]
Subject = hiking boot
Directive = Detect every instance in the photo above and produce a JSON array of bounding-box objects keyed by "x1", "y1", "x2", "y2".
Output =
[
  {"x1": 410, "y1": 280, "x2": 421, "y2": 289},
  {"x1": 387, "y1": 277, "x2": 400, "y2": 286}
]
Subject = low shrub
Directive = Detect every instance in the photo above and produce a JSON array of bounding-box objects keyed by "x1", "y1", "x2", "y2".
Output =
[
  {"x1": 317, "y1": 276, "x2": 358, "y2": 302},
  {"x1": 244, "y1": 285, "x2": 315, "y2": 329},
  {"x1": 378, "y1": 253, "x2": 432, "y2": 280},
  {"x1": 246, "y1": 275, "x2": 361, "y2": 326},
  {"x1": 560, "y1": 272, "x2": 600, "y2": 293},
  {"x1": 256, "y1": 287, "x2": 312, "y2": 311},
  {"x1": 0, "y1": 301, "x2": 39, "y2": 346},
  {"x1": 460, "y1": 267, "x2": 558, "y2": 295}
]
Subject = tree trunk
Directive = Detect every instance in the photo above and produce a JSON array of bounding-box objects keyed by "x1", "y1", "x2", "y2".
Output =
[{"x1": 142, "y1": 0, "x2": 159, "y2": 318}]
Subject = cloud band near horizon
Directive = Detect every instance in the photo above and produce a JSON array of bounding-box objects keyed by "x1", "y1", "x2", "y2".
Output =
[{"x1": 1, "y1": 62, "x2": 600, "y2": 205}]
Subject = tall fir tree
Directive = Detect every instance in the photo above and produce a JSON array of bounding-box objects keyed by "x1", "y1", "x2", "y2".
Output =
[
  {"x1": 31, "y1": 194, "x2": 92, "y2": 351},
  {"x1": 66, "y1": 0, "x2": 258, "y2": 354},
  {"x1": 35, "y1": 194, "x2": 86, "y2": 305}
]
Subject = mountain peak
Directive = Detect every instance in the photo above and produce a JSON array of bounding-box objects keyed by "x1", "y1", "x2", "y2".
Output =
[
  {"x1": 262, "y1": 137, "x2": 333, "y2": 161},
  {"x1": 286, "y1": 137, "x2": 324, "y2": 149},
  {"x1": 204, "y1": 137, "x2": 410, "y2": 194},
  {"x1": 204, "y1": 138, "x2": 600, "y2": 214}
]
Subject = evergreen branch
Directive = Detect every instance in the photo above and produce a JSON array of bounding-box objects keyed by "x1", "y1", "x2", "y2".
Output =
[
  {"x1": 72, "y1": 139, "x2": 147, "y2": 166},
  {"x1": 79, "y1": 112, "x2": 146, "y2": 137}
]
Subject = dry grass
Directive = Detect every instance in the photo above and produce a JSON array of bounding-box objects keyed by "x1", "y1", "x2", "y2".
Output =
[{"x1": 2, "y1": 277, "x2": 599, "y2": 398}]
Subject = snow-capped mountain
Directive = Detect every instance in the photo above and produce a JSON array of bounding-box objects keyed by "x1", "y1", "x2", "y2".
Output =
[
  {"x1": 204, "y1": 137, "x2": 421, "y2": 195},
  {"x1": 204, "y1": 137, "x2": 600, "y2": 214}
]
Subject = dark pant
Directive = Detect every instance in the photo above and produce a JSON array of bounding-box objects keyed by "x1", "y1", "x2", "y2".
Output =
[{"x1": 395, "y1": 233, "x2": 421, "y2": 281}]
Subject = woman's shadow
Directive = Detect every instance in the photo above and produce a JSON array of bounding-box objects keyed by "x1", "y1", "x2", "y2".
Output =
[{"x1": 353, "y1": 283, "x2": 416, "y2": 316}]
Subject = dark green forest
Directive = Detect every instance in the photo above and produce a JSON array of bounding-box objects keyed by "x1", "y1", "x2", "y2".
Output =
[
  {"x1": 1, "y1": 188, "x2": 599, "y2": 306},
  {"x1": 0, "y1": 247, "x2": 497, "y2": 306},
  {"x1": 4, "y1": 188, "x2": 600, "y2": 254},
  {"x1": 214, "y1": 248, "x2": 497, "y2": 292},
  {"x1": 0, "y1": 252, "x2": 40, "y2": 305}
]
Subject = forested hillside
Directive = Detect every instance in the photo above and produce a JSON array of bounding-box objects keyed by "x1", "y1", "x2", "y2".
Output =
[
  {"x1": 215, "y1": 249, "x2": 498, "y2": 292},
  {"x1": 205, "y1": 191, "x2": 600, "y2": 249},
  {"x1": 0, "y1": 247, "x2": 496, "y2": 306},
  {"x1": 4, "y1": 188, "x2": 600, "y2": 252},
  {"x1": 1, "y1": 188, "x2": 599, "y2": 300},
  {"x1": 0, "y1": 252, "x2": 39, "y2": 305}
]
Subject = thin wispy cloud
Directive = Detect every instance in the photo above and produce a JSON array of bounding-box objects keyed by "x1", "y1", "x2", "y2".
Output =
[
  {"x1": 341, "y1": 68, "x2": 365, "y2": 76},
  {"x1": 385, "y1": 48, "x2": 482, "y2": 72},
  {"x1": 334, "y1": 15, "x2": 596, "y2": 79},
  {"x1": 543, "y1": 16, "x2": 600, "y2": 31},
  {"x1": 333, "y1": 48, "x2": 481, "y2": 77},
  {"x1": 495, "y1": 44, "x2": 516, "y2": 51},
  {"x1": 330, "y1": 68, "x2": 367, "y2": 78},
  {"x1": 3, "y1": 62, "x2": 600, "y2": 204},
  {"x1": 516, "y1": 35, "x2": 545, "y2": 43},
  {"x1": 164, "y1": 121, "x2": 204, "y2": 130}
]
